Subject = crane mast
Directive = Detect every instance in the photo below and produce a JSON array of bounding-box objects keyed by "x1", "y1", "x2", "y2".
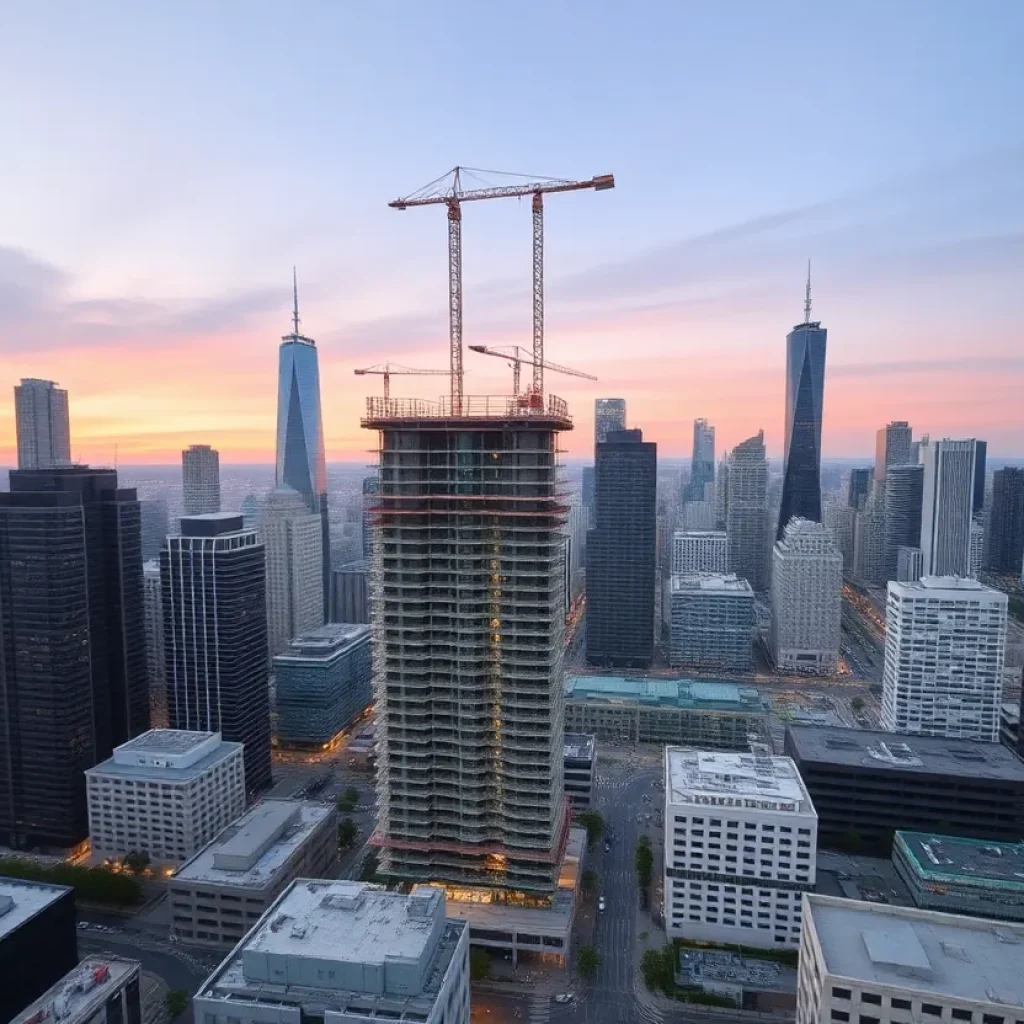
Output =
[{"x1": 390, "y1": 167, "x2": 614, "y2": 414}]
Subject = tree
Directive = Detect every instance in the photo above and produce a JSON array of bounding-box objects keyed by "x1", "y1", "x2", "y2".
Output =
[
  {"x1": 338, "y1": 817, "x2": 358, "y2": 849},
  {"x1": 635, "y1": 836, "x2": 653, "y2": 889},
  {"x1": 0, "y1": 857, "x2": 142, "y2": 906},
  {"x1": 577, "y1": 944, "x2": 600, "y2": 981},
  {"x1": 122, "y1": 851, "x2": 150, "y2": 875},
  {"x1": 336, "y1": 787, "x2": 359, "y2": 813},
  {"x1": 580, "y1": 868, "x2": 598, "y2": 896},
  {"x1": 469, "y1": 947, "x2": 491, "y2": 981},
  {"x1": 641, "y1": 948, "x2": 667, "y2": 991},
  {"x1": 574, "y1": 809, "x2": 604, "y2": 847},
  {"x1": 850, "y1": 696, "x2": 865, "y2": 712},
  {"x1": 358, "y1": 850, "x2": 380, "y2": 882},
  {"x1": 165, "y1": 990, "x2": 189, "y2": 1018}
]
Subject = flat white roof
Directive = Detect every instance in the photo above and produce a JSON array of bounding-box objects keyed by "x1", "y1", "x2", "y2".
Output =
[
  {"x1": 889, "y1": 576, "x2": 1006, "y2": 601},
  {"x1": 671, "y1": 572, "x2": 754, "y2": 594},
  {"x1": 0, "y1": 877, "x2": 72, "y2": 940},
  {"x1": 807, "y1": 894, "x2": 1024, "y2": 1008},
  {"x1": 87, "y1": 730, "x2": 241, "y2": 782},
  {"x1": 13, "y1": 957, "x2": 139, "y2": 1024},
  {"x1": 118, "y1": 728, "x2": 213, "y2": 755},
  {"x1": 174, "y1": 801, "x2": 330, "y2": 888},
  {"x1": 666, "y1": 747, "x2": 812, "y2": 813}
]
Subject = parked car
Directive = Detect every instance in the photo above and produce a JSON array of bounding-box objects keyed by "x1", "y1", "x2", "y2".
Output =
[{"x1": 598, "y1": 896, "x2": 606, "y2": 912}]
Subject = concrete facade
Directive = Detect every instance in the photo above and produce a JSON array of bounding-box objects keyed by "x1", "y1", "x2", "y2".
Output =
[
  {"x1": 664, "y1": 572, "x2": 754, "y2": 671},
  {"x1": 672, "y1": 530, "x2": 728, "y2": 574},
  {"x1": 14, "y1": 378, "x2": 70, "y2": 470},
  {"x1": 182, "y1": 444, "x2": 220, "y2": 516}
]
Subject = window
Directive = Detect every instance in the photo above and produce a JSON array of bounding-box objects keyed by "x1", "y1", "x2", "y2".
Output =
[
  {"x1": 951, "y1": 1013, "x2": 972, "y2": 1023},
  {"x1": 891, "y1": 1000, "x2": 912, "y2": 1012},
  {"x1": 860, "y1": 1017, "x2": 880, "y2": 1024},
  {"x1": 982, "y1": 1016, "x2": 1004, "y2": 1024},
  {"x1": 922, "y1": 1006, "x2": 943, "y2": 1017},
  {"x1": 832, "y1": 988, "x2": 852, "y2": 1000},
  {"x1": 861, "y1": 994, "x2": 882, "y2": 1006}
]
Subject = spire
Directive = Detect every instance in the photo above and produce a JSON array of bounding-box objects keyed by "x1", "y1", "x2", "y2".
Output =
[
  {"x1": 803, "y1": 259, "x2": 812, "y2": 323},
  {"x1": 292, "y1": 267, "x2": 301, "y2": 335}
]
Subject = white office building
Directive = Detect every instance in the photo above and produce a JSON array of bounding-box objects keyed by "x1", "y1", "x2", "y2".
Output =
[
  {"x1": 664, "y1": 746, "x2": 817, "y2": 950},
  {"x1": 182, "y1": 443, "x2": 221, "y2": 515},
  {"x1": 664, "y1": 573, "x2": 754, "y2": 671},
  {"x1": 771, "y1": 519, "x2": 843, "y2": 675},
  {"x1": 14, "y1": 377, "x2": 71, "y2": 469},
  {"x1": 86, "y1": 729, "x2": 245, "y2": 865},
  {"x1": 194, "y1": 880, "x2": 470, "y2": 1024},
  {"x1": 262, "y1": 484, "x2": 325, "y2": 657},
  {"x1": 673, "y1": 530, "x2": 728, "y2": 574},
  {"x1": 796, "y1": 894, "x2": 1024, "y2": 1024},
  {"x1": 881, "y1": 577, "x2": 1007, "y2": 742},
  {"x1": 897, "y1": 545, "x2": 924, "y2": 583},
  {"x1": 920, "y1": 438, "x2": 977, "y2": 577}
]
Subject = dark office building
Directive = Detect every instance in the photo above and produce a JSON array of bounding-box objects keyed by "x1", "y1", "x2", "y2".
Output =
[
  {"x1": 847, "y1": 468, "x2": 872, "y2": 510},
  {"x1": 330, "y1": 560, "x2": 369, "y2": 624},
  {"x1": 777, "y1": 301, "x2": 828, "y2": 540},
  {"x1": 0, "y1": 467, "x2": 148, "y2": 849},
  {"x1": 586, "y1": 428, "x2": 656, "y2": 668},
  {"x1": 973, "y1": 439, "x2": 987, "y2": 514},
  {"x1": 0, "y1": 878, "x2": 77, "y2": 1023},
  {"x1": 139, "y1": 498, "x2": 170, "y2": 560},
  {"x1": 162, "y1": 513, "x2": 272, "y2": 793},
  {"x1": 988, "y1": 468, "x2": 1024, "y2": 573},
  {"x1": 884, "y1": 464, "x2": 924, "y2": 581},
  {"x1": 785, "y1": 725, "x2": 1024, "y2": 855}
]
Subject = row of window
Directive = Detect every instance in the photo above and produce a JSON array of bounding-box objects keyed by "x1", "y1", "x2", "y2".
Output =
[
  {"x1": 675, "y1": 816, "x2": 812, "y2": 835},
  {"x1": 832, "y1": 988, "x2": 1016, "y2": 1024}
]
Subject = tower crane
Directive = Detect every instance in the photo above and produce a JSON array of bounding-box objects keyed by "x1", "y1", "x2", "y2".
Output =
[
  {"x1": 468, "y1": 344, "x2": 596, "y2": 403},
  {"x1": 353, "y1": 363, "x2": 449, "y2": 400},
  {"x1": 390, "y1": 167, "x2": 614, "y2": 414}
]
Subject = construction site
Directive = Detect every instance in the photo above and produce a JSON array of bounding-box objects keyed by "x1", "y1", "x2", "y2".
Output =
[{"x1": 361, "y1": 168, "x2": 614, "y2": 899}]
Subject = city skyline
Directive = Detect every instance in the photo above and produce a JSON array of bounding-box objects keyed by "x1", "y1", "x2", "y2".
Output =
[{"x1": 0, "y1": 4, "x2": 1022, "y2": 465}]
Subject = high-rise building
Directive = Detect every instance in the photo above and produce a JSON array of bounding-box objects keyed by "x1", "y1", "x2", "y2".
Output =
[
  {"x1": 714, "y1": 454, "x2": 729, "y2": 529},
  {"x1": 847, "y1": 467, "x2": 872, "y2": 509},
  {"x1": 777, "y1": 275, "x2": 827, "y2": 539},
  {"x1": 671, "y1": 530, "x2": 728, "y2": 574},
  {"x1": 884, "y1": 464, "x2": 923, "y2": 581},
  {"x1": 874, "y1": 420, "x2": 912, "y2": 482},
  {"x1": 182, "y1": 444, "x2": 221, "y2": 515},
  {"x1": 823, "y1": 497, "x2": 856, "y2": 571},
  {"x1": 139, "y1": 497, "x2": 170, "y2": 559},
  {"x1": 897, "y1": 545, "x2": 924, "y2": 582},
  {"x1": 0, "y1": 467, "x2": 148, "y2": 849},
  {"x1": 973, "y1": 439, "x2": 988, "y2": 514},
  {"x1": 261, "y1": 484, "x2": 324, "y2": 658},
  {"x1": 727, "y1": 431, "x2": 770, "y2": 590},
  {"x1": 853, "y1": 491, "x2": 887, "y2": 586},
  {"x1": 771, "y1": 518, "x2": 842, "y2": 675},
  {"x1": 664, "y1": 573, "x2": 754, "y2": 671},
  {"x1": 970, "y1": 519, "x2": 984, "y2": 579},
  {"x1": 587, "y1": 428, "x2": 657, "y2": 668},
  {"x1": 361, "y1": 474, "x2": 379, "y2": 560},
  {"x1": 276, "y1": 280, "x2": 330, "y2": 619},
  {"x1": 161, "y1": 513, "x2": 271, "y2": 793},
  {"x1": 14, "y1": 378, "x2": 71, "y2": 470},
  {"x1": 143, "y1": 560, "x2": 168, "y2": 728},
  {"x1": 987, "y1": 468, "x2": 1024, "y2": 573},
  {"x1": 920, "y1": 438, "x2": 977, "y2": 577},
  {"x1": 688, "y1": 417, "x2": 715, "y2": 502},
  {"x1": 363, "y1": 393, "x2": 572, "y2": 893},
  {"x1": 594, "y1": 397, "x2": 626, "y2": 447},
  {"x1": 330, "y1": 560, "x2": 369, "y2": 624},
  {"x1": 881, "y1": 576, "x2": 1007, "y2": 742}
]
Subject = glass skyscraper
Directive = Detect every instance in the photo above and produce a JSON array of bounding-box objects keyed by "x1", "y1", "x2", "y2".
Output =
[
  {"x1": 777, "y1": 295, "x2": 827, "y2": 541},
  {"x1": 276, "y1": 291, "x2": 329, "y2": 619}
]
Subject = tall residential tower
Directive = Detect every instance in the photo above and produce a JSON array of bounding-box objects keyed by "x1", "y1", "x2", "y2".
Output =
[
  {"x1": 920, "y1": 438, "x2": 977, "y2": 577},
  {"x1": 688, "y1": 417, "x2": 715, "y2": 502},
  {"x1": 14, "y1": 378, "x2": 71, "y2": 469},
  {"x1": 726, "y1": 431, "x2": 770, "y2": 590},
  {"x1": 182, "y1": 444, "x2": 221, "y2": 515}
]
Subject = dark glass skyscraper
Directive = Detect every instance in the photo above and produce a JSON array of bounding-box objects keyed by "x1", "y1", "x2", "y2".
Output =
[
  {"x1": 586, "y1": 428, "x2": 656, "y2": 668},
  {"x1": 276, "y1": 280, "x2": 329, "y2": 619},
  {"x1": 688, "y1": 417, "x2": 715, "y2": 502},
  {"x1": 777, "y1": 282, "x2": 827, "y2": 540},
  {"x1": 884, "y1": 464, "x2": 924, "y2": 581},
  {"x1": 988, "y1": 468, "x2": 1024, "y2": 573},
  {"x1": 973, "y1": 439, "x2": 987, "y2": 514},
  {"x1": 847, "y1": 468, "x2": 872, "y2": 510},
  {"x1": 162, "y1": 514, "x2": 272, "y2": 793},
  {"x1": 0, "y1": 467, "x2": 148, "y2": 849}
]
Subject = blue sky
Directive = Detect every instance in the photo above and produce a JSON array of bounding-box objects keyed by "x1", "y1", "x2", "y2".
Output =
[{"x1": 0, "y1": 1, "x2": 1022, "y2": 460}]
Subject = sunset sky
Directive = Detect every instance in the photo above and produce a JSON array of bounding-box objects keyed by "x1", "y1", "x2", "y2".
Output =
[{"x1": 1, "y1": 2, "x2": 1022, "y2": 464}]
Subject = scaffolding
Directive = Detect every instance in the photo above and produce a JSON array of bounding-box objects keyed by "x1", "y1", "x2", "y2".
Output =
[{"x1": 362, "y1": 394, "x2": 572, "y2": 894}]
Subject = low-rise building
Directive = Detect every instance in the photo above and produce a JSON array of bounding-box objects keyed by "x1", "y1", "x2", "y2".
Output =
[
  {"x1": 11, "y1": 957, "x2": 141, "y2": 1024},
  {"x1": 86, "y1": 729, "x2": 245, "y2": 865},
  {"x1": 0, "y1": 877, "x2": 77, "y2": 1024},
  {"x1": 169, "y1": 799, "x2": 337, "y2": 948},
  {"x1": 784, "y1": 725, "x2": 1024, "y2": 854},
  {"x1": 892, "y1": 831, "x2": 1024, "y2": 923},
  {"x1": 664, "y1": 747, "x2": 817, "y2": 949},
  {"x1": 796, "y1": 894, "x2": 1024, "y2": 1024},
  {"x1": 194, "y1": 880, "x2": 470, "y2": 1024},
  {"x1": 274, "y1": 624, "x2": 372, "y2": 748},
  {"x1": 564, "y1": 734, "x2": 596, "y2": 808},
  {"x1": 565, "y1": 674, "x2": 769, "y2": 749},
  {"x1": 664, "y1": 573, "x2": 754, "y2": 671}
]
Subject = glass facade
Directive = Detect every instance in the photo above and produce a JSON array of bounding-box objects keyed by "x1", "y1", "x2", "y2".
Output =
[{"x1": 777, "y1": 322, "x2": 827, "y2": 540}]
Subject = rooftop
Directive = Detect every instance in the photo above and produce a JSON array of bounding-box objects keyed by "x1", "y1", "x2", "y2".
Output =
[
  {"x1": 670, "y1": 572, "x2": 754, "y2": 594},
  {"x1": 87, "y1": 729, "x2": 241, "y2": 781},
  {"x1": 806, "y1": 893, "x2": 1024, "y2": 1008},
  {"x1": 787, "y1": 726, "x2": 1024, "y2": 783},
  {"x1": 566, "y1": 674, "x2": 766, "y2": 714},
  {"x1": 894, "y1": 832, "x2": 1024, "y2": 893},
  {"x1": 889, "y1": 576, "x2": 1006, "y2": 600},
  {"x1": 13, "y1": 957, "x2": 139, "y2": 1024},
  {"x1": 673, "y1": 530, "x2": 727, "y2": 539},
  {"x1": 274, "y1": 623, "x2": 371, "y2": 663},
  {"x1": 362, "y1": 393, "x2": 572, "y2": 427},
  {"x1": 0, "y1": 877, "x2": 72, "y2": 940},
  {"x1": 174, "y1": 800, "x2": 331, "y2": 888},
  {"x1": 564, "y1": 733, "x2": 595, "y2": 762},
  {"x1": 118, "y1": 728, "x2": 214, "y2": 756},
  {"x1": 666, "y1": 747, "x2": 813, "y2": 814}
]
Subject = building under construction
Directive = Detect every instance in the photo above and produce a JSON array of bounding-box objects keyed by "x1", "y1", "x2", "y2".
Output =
[{"x1": 363, "y1": 394, "x2": 572, "y2": 895}]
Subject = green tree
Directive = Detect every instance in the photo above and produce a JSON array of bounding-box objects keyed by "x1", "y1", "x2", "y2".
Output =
[
  {"x1": 0, "y1": 857, "x2": 141, "y2": 906},
  {"x1": 850, "y1": 696, "x2": 865, "y2": 712},
  {"x1": 469, "y1": 947, "x2": 491, "y2": 981},
  {"x1": 358, "y1": 850, "x2": 380, "y2": 882},
  {"x1": 338, "y1": 818, "x2": 358, "y2": 849},
  {"x1": 574, "y1": 809, "x2": 604, "y2": 847},
  {"x1": 165, "y1": 990, "x2": 189, "y2": 1018},
  {"x1": 635, "y1": 836, "x2": 653, "y2": 889},
  {"x1": 640, "y1": 948, "x2": 665, "y2": 991},
  {"x1": 336, "y1": 787, "x2": 359, "y2": 813},
  {"x1": 580, "y1": 868, "x2": 598, "y2": 896},
  {"x1": 577, "y1": 945, "x2": 600, "y2": 981}
]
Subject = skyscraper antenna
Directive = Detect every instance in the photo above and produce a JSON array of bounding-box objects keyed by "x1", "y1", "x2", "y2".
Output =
[
  {"x1": 292, "y1": 267, "x2": 300, "y2": 335},
  {"x1": 803, "y1": 259, "x2": 812, "y2": 323}
]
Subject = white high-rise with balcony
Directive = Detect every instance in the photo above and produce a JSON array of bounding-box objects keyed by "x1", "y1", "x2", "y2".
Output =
[
  {"x1": 14, "y1": 378, "x2": 71, "y2": 469},
  {"x1": 881, "y1": 576, "x2": 1007, "y2": 742}
]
